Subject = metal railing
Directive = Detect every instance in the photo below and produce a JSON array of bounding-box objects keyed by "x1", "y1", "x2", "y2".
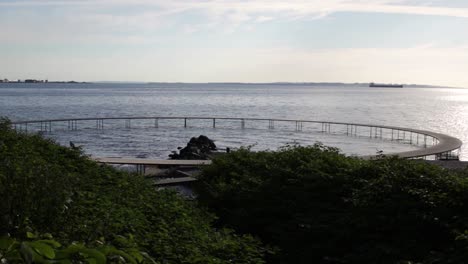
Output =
[{"x1": 11, "y1": 116, "x2": 463, "y2": 160}]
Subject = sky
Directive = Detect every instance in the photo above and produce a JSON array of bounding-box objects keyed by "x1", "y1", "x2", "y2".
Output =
[{"x1": 1, "y1": 0, "x2": 468, "y2": 87}]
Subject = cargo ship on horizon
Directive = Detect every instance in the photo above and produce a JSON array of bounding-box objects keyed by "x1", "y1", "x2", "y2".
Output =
[{"x1": 369, "y1": 82, "x2": 403, "y2": 88}]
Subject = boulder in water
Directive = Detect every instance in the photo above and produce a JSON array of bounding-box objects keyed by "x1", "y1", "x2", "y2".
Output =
[{"x1": 169, "y1": 135, "x2": 217, "y2": 160}]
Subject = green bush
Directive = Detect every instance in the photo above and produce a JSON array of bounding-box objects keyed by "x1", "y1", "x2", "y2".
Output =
[
  {"x1": 0, "y1": 119, "x2": 265, "y2": 263},
  {"x1": 0, "y1": 234, "x2": 153, "y2": 264},
  {"x1": 0, "y1": 118, "x2": 80, "y2": 234},
  {"x1": 197, "y1": 145, "x2": 468, "y2": 263}
]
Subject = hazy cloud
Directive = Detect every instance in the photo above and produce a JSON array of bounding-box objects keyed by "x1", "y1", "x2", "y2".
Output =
[
  {"x1": 2, "y1": 0, "x2": 468, "y2": 19},
  {"x1": 1, "y1": 0, "x2": 468, "y2": 86}
]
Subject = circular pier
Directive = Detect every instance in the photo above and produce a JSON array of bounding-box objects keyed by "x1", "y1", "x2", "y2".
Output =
[{"x1": 11, "y1": 116, "x2": 463, "y2": 160}]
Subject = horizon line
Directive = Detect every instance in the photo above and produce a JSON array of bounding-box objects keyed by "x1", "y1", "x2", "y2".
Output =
[{"x1": 1, "y1": 79, "x2": 457, "y2": 88}]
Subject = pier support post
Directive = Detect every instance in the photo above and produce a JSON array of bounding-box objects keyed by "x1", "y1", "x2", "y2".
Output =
[
  {"x1": 67, "y1": 120, "x2": 78, "y2": 130},
  {"x1": 296, "y1": 121, "x2": 303, "y2": 131},
  {"x1": 136, "y1": 164, "x2": 146, "y2": 175},
  {"x1": 40, "y1": 121, "x2": 51, "y2": 133},
  {"x1": 18, "y1": 123, "x2": 29, "y2": 133},
  {"x1": 213, "y1": 118, "x2": 216, "y2": 128},
  {"x1": 96, "y1": 119, "x2": 104, "y2": 130}
]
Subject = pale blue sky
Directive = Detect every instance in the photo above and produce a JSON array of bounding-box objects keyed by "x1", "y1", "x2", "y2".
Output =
[{"x1": 1, "y1": 0, "x2": 468, "y2": 86}]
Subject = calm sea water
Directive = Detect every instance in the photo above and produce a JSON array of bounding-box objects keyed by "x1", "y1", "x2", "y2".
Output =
[{"x1": 1, "y1": 83, "x2": 467, "y2": 160}]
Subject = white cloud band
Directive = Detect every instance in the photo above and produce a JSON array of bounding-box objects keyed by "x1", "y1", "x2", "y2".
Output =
[{"x1": 2, "y1": 0, "x2": 468, "y2": 19}]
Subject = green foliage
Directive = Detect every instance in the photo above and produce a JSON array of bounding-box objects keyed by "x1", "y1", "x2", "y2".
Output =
[
  {"x1": 0, "y1": 119, "x2": 265, "y2": 263},
  {"x1": 197, "y1": 145, "x2": 468, "y2": 263},
  {"x1": 0, "y1": 121, "x2": 80, "y2": 234},
  {"x1": 0, "y1": 235, "x2": 154, "y2": 264},
  {"x1": 8, "y1": 115, "x2": 468, "y2": 264}
]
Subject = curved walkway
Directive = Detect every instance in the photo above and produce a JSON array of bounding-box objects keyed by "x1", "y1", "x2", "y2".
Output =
[{"x1": 11, "y1": 116, "x2": 463, "y2": 160}]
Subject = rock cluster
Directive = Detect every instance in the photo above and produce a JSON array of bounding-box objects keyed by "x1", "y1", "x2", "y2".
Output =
[{"x1": 169, "y1": 135, "x2": 217, "y2": 160}]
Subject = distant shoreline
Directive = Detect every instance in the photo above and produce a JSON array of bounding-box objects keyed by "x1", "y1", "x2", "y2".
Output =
[
  {"x1": 0, "y1": 81, "x2": 88, "y2": 84},
  {"x1": 145, "y1": 82, "x2": 450, "y2": 88},
  {"x1": 0, "y1": 81, "x2": 455, "y2": 88}
]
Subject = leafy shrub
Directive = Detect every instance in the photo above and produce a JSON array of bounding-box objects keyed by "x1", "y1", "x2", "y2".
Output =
[
  {"x1": 0, "y1": 119, "x2": 265, "y2": 263},
  {"x1": 197, "y1": 145, "x2": 468, "y2": 263},
  {"x1": 0, "y1": 118, "x2": 80, "y2": 234},
  {"x1": 0, "y1": 234, "x2": 152, "y2": 264}
]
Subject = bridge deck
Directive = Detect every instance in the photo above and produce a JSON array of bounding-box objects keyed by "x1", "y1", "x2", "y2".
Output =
[
  {"x1": 155, "y1": 177, "x2": 197, "y2": 186},
  {"x1": 94, "y1": 158, "x2": 208, "y2": 185},
  {"x1": 94, "y1": 157, "x2": 212, "y2": 166}
]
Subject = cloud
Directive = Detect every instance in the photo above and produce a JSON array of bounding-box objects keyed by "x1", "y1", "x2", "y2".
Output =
[
  {"x1": 2, "y1": 0, "x2": 468, "y2": 87},
  {"x1": 2, "y1": 0, "x2": 468, "y2": 39},
  {"x1": 2, "y1": 0, "x2": 468, "y2": 19}
]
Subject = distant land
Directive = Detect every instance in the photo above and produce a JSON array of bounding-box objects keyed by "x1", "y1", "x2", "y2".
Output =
[
  {"x1": 0, "y1": 78, "x2": 87, "y2": 84},
  {"x1": 144, "y1": 82, "x2": 449, "y2": 88},
  {"x1": 0, "y1": 79, "x2": 453, "y2": 88}
]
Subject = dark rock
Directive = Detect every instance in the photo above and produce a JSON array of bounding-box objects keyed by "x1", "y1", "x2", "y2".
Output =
[{"x1": 169, "y1": 135, "x2": 217, "y2": 160}]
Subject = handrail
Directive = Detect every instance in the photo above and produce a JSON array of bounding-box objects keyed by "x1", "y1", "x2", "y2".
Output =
[{"x1": 11, "y1": 116, "x2": 463, "y2": 160}]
